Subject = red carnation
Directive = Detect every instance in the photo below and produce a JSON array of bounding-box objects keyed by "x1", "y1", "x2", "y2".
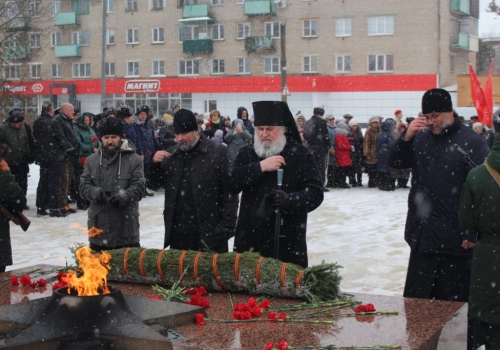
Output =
[
  {"x1": 196, "y1": 286, "x2": 207, "y2": 296},
  {"x1": 248, "y1": 297, "x2": 257, "y2": 307},
  {"x1": 259, "y1": 299, "x2": 270, "y2": 310},
  {"x1": 56, "y1": 271, "x2": 67, "y2": 282},
  {"x1": 267, "y1": 311, "x2": 279, "y2": 321},
  {"x1": 279, "y1": 312, "x2": 287, "y2": 321},
  {"x1": 234, "y1": 303, "x2": 250, "y2": 312},
  {"x1": 250, "y1": 306, "x2": 263, "y2": 318},
  {"x1": 10, "y1": 275, "x2": 19, "y2": 286},
  {"x1": 52, "y1": 282, "x2": 67, "y2": 290},
  {"x1": 91, "y1": 136, "x2": 99, "y2": 142},
  {"x1": 19, "y1": 275, "x2": 31, "y2": 286},
  {"x1": 195, "y1": 313, "x2": 206, "y2": 325},
  {"x1": 28, "y1": 282, "x2": 37, "y2": 288},
  {"x1": 36, "y1": 279, "x2": 47, "y2": 288},
  {"x1": 199, "y1": 298, "x2": 210, "y2": 309},
  {"x1": 277, "y1": 340, "x2": 289, "y2": 350},
  {"x1": 147, "y1": 295, "x2": 162, "y2": 300},
  {"x1": 265, "y1": 342, "x2": 275, "y2": 350},
  {"x1": 355, "y1": 303, "x2": 376, "y2": 313}
]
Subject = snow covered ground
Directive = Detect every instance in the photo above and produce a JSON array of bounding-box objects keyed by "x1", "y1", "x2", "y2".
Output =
[{"x1": 9, "y1": 164, "x2": 410, "y2": 296}]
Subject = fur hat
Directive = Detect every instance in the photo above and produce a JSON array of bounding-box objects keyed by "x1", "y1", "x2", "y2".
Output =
[
  {"x1": 104, "y1": 108, "x2": 117, "y2": 118},
  {"x1": 100, "y1": 118, "x2": 123, "y2": 137},
  {"x1": 6, "y1": 108, "x2": 24, "y2": 123},
  {"x1": 136, "y1": 105, "x2": 150, "y2": 115},
  {"x1": 368, "y1": 116, "x2": 380, "y2": 125},
  {"x1": 421, "y1": 88, "x2": 452, "y2": 115},
  {"x1": 119, "y1": 107, "x2": 132, "y2": 119},
  {"x1": 348, "y1": 119, "x2": 358, "y2": 126},
  {"x1": 174, "y1": 109, "x2": 197, "y2": 134}
]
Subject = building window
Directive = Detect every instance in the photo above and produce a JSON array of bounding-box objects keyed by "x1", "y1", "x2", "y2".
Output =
[
  {"x1": 212, "y1": 24, "x2": 224, "y2": 40},
  {"x1": 212, "y1": 59, "x2": 225, "y2": 74},
  {"x1": 236, "y1": 0, "x2": 244, "y2": 4},
  {"x1": 179, "y1": 26, "x2": 199, "y2": 41},
  {"x1": 106, "y1": 30, "x2": 115, "y2": 45},
  {"x1": 51, "y1": 32, "x2": 61, "y2": 47},
  {"x1": 265, "y1": 22, "x2": 280, "y2": 38},
  {"x1": 212, "y1": 0, "x2": 223, "y2": 4},
  {"x1": 336, "y1": 18, "x2": 351, "y2": 37},
  {"x1": 106, "y1": 0, "x2": 114, "y2": 12},
  {"x1": 185, "y1": 0, "x2": 198, "y2": 4},
  {"x1": 179, "y1": 59, "x2": 199, "y2": 76},
  {"x1": 72, "y1": 30, "x2": 90, "y2": 46},
  {"x1": 303, "y1": 20, "x2": 318, "y2": 38},
  {"x1": 368, "y1": 16, "x2": 394, "y2": 36},
  {"x1": 368, "y1": 54, "x2": 393, "y2": 72},
  {"x1": 450, "y1": 55, "x2": 455, "y2": 74},
  {"x1": 127, "y1": 61, "x2": 139, "y2": 76},
  {"x1": 336, "y1": 55, "x2": 351, "y2": 73},
  {"x1": 152, "y1": 0, "x2": 163, "y2": 9},
  {"x1": 303, "y1": 56, "x2": 317, "y2": 73},
  {"x1": 29, "y1": 33, "x2": 41, "y2": 48},
  {"x1": 205, "y1": 100, "x2": 217, "y2": 112},
  {"x1": 237, "y1": 23, "x2": 250, "y2": 39},
  {"x1": 4, "y1": 64, "x2": 21, "y2": 80},
  {"x1": 29, "y1": 2, "x2": 41, "y2": 17},
  {"x1": 152, "y1": 28, "x2": 165, "y2": 43},
  {"x1": 51, "y1": 63, "x2": 62, "y2": 78},
  {"x1": 71, "y1": 0, "x2": 89, "y2": 15},
  {"x1": 152, "y1": 60, "x2": 165, "y2": 76},
  {"x1": 264, "y1": 57, "x2": 280, "y2": 74},
  {"x1": 105, "y1": 62, "x2": 115, "y2": 76},
  {"x1": 30, "y1": 63, "x2": 41, "y2": 79},
  {"x1": 237, "y1": 58, "x2": 250, "y2": 74},
  {"x1": 127, "y1": 28, "x2": 139, "y2": 44},
  {"x1": 126, "y1": 0, "x2": 138, "y2": 11},
  {"x1": 72, "y1": 63, "x2": 91, "y2": 77},
  {"x1": 50, "y1": 1, "x2": 60, "y2": 16}
]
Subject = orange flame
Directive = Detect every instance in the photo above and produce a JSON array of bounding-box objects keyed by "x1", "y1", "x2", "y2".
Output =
[
  {"x1": 69, "y1": 223, "x2": 102, "y2": 238},
  {"x1": 62, "y1": 247, "x2": 111, "y2": 296}
]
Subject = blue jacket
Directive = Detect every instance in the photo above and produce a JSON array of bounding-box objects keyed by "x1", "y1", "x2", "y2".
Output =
[
  {"x1": 376, "y1": 121, "x2": 397, "y2": 173},
  {"x1": 388, "y1": 114, "x2": 489, "y2": 255},
  {"x1": 131, "y1": 119, "x2": 156, "y2": 164}
]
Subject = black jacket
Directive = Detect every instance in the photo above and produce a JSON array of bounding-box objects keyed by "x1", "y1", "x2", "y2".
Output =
[
  {"x1": 229, "y1": 141, "x2": 324, "y2": 268},
  {"x1": 153, "y1": 136, "x2": 238, "y2": 251},
  {"x1": 54, "y1": 113, "x2": 78, "y2": 165},
  {"x1": 33, "y1": 112, "x2": 73, "y2": 165},
  {"x1": 304, "y1": 115, "x2": 330, "y2": 153},
  {"x1": 388, "y1": 114, "x2": 490, "y2": 255}
]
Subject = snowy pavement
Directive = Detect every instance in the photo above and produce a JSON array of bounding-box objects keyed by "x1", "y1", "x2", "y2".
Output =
[{"x1": 9, "y1": 165, "x2": 410, "y2": 296}]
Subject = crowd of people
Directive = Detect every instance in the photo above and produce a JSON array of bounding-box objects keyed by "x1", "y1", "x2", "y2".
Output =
[{"x1": 1, "y1": 91, "x2": 500, "y2": 348}]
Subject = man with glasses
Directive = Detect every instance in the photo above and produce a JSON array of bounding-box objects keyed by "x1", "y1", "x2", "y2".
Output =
[{"x1": 388, "y1": 88, "x2": 489, "y2": 350}]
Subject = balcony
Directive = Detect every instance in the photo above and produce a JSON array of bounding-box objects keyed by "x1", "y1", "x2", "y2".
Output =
[
  {"x1": 183, "y1": 38, "x2": 213, "y2": 54},
  {"x1": 245, "y1": 36, "x2": 275, "y2": 52},
  {"x1": 183, "y1": 4, "x2": 209, "y2": 18},
  {"x1": 54, "y1": 45, "x2": 81, "y2": 58},
  {"x1": 244, "y1": 0, "x2": 275, "y2": 16},
  {"x1": 54, "y1": 12, "x2": 79, "y2": 26},
  {"x1": 450, "y1": 0, "x2": 470, "y2": 15},
  {"x1": 450, "y1": 32, "x2": 478, "y2": 52},
  {"x1": 4, "y1": 46, "x2": 30, "y2": 60}
]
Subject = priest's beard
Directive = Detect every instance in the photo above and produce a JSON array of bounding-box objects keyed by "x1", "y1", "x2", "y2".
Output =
[{"x1": 254, "y1": 133, "x2": 287, "y2": 158}]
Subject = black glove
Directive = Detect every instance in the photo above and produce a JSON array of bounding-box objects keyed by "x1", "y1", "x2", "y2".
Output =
[
  {"x1": 100, "y1": 190, "x2": 110, "y2": 202},
  {"x1": 107, "y1": 194, "x2": 121, "y2": 209},
  {"x1": 269, "y1": 190, "x2": 290, "y2": 209}
]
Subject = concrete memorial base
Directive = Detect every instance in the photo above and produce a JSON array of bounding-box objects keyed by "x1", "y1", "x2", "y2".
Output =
[{"x1": 0, "y1": 265, "x2": 466, "y2": 349}]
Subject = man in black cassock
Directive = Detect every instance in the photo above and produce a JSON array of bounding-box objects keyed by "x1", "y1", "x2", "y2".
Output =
[{"x1": 229, "y1": 101, "x2": 324, "y2": 268}]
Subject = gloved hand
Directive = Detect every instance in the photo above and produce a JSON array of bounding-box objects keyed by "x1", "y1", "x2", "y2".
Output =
[
  {"x1": 107, "y1": 194, "x2": 121, "y2": 209},
  {"x1": 100, "y1": 190, "x2": 110, "y2": 202},
  {"x1": 269, "y1": 190, "x2": 290, "y2": 209}
]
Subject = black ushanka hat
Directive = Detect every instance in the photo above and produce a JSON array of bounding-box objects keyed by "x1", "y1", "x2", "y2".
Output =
[
  {"x1": 100, "y1": 117, "x2": 124, "y2": 137},
  {"x1": 421, "y1": 88, "x2": 453, "y2": 114},
  {"x1": 173, "y1": 109, "x2": 198, "y2": 134}
]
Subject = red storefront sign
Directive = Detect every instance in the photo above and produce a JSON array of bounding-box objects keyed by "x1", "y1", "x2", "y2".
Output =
[{"x1": 2, "y1": 75, "x2": 438, "y2": 96}]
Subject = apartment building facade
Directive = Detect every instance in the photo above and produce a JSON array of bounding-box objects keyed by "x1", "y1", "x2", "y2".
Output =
[{"x1": 2, "y1": 0, "x2": 478, "y2": 122}]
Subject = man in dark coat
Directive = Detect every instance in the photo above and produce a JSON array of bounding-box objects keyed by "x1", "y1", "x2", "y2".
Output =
[
  {"x1": 388, "y1": 88, "x2": 489, "y2": 350},
  {"x1": 303, "y1": 107, "x2": 330, "y2": 192},
  {"x1": 459, "y1": 134, "x2": 500, "y2": 349},
  {"x1": 33, "y1": 102, "x2": 73, "y2": 217},
  {"x1": 0, "y1": 144, "x2": 26, "y2": 272},
  {"x1": 229, "y1": 101, "x2": 324, "y2": 268},
  {"x1": 0, "y1": 109, "x2": 32, "y2": 200},
  {"x1": 151, "y1": 109, "x2": 238, "y2": 253},
  {"x1": 54, "y1": 103, "x2": 78, "y2": 214}
]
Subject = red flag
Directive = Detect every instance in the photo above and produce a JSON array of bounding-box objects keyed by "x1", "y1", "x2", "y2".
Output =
[
  {"x1": 469, "y1": 65, "x2": 488, "y2": 125},
  {"x1": 483, "y1": 60, "x2": 494, "y2": 128}
]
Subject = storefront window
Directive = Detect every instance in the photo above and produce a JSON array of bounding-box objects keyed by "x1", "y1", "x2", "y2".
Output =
[{"x1": 103, "y1": 93, "x2": 192, "y2": 117}]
